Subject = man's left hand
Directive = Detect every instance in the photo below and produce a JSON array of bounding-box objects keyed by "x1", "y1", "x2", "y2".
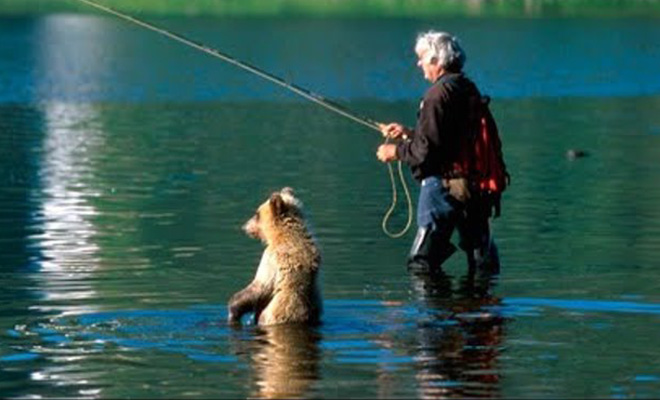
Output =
[{"x1": 376, "y1": 144, "x2": 398, "y2": 163}]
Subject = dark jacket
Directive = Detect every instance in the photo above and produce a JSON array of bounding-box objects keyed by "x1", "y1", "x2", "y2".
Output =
[{"x1": 396, "y1": 72, "x2": 480, "y2": 182}]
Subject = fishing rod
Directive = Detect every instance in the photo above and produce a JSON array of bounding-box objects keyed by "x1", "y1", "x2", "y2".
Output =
[
  {"x1": 72, "y1": 0, "x2": 413, "y2": 237},
  {"x1": 74, "y1": 0, "x2": 381, "y2": 132}
]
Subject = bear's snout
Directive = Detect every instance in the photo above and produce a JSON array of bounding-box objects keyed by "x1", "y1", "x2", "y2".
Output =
[{"x1": 243, "y1": 215, "x2": 262, "y2": 239}]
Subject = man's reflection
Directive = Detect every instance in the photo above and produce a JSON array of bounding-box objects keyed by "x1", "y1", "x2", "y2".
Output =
[{"x1": 409, "y1": 265, "x2": 504, "y2": 399}]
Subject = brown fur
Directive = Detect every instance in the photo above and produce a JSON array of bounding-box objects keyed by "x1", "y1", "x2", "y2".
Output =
[
  {"x1": 228, "y1": 187, "x2": 322, "y2": 326},
  {"x1": 250, "y1": 325, "x2": 321, "y2": 399}
]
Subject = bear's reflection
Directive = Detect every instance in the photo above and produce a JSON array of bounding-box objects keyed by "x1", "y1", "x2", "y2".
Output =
[
  {"x1": 407, "y1": 268, "x2": 504, "y2": 399},
  {"x1": 247, "y1": 324, "x2": 322, "y2": 399}
]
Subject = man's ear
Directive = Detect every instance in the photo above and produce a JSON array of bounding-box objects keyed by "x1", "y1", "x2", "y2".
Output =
[{"x1": 269, "y1": 193, "x2": 285, "y2": 217}]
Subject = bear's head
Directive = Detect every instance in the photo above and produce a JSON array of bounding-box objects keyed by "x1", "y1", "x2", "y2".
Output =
[{"x1": 243, "y1": 187, "x2": 305, "y2": 242}]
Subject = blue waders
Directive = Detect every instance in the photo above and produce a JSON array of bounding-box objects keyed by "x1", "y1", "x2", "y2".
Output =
[{"x1": 408, "y1": 176, "x2": 499, "y2": 274}]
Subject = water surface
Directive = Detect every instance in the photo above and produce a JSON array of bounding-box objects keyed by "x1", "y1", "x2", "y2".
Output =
[{"x1": 1, "y1": 15, "x2": 660, "y2": 399}]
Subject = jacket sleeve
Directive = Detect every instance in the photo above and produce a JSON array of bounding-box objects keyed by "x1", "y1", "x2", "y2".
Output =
[{"x1": 396, "y1": 93, "x2": 444, "y2": 167}]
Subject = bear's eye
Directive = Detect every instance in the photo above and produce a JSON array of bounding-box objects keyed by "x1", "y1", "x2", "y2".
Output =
[{"x1": 254, "y1": 212, "x2": 260, "y2": 222}]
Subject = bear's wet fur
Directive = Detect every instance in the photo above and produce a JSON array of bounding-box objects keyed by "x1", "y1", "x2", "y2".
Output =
[{"x1": 228, "y1": 187, "x2": 322, "y2": 326}]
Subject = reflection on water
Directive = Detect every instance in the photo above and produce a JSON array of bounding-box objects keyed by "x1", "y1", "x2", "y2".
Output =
[
  {"x1": 18, "y1": 102, "x2": 106, "y2": 398},
  {"x1": 26, "y1": 14, "x2": 111, "y2": 318},
  {"x1": 238, "y1": 325, "x2": 322, "y2": 399},
  {"x1": 31, "y1": 15, "x2": 119, "y2": 103},
  {"x1": 29, "y1": 102, "x2": 103, "y2": 316},
  {"x1": 406, "y1": 269, "x2": 503, "y2": 399}
]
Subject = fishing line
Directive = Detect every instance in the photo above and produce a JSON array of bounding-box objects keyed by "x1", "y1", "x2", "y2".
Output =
[{"x1": 73, "y1": 0, "x2": 413, "y2": 238}]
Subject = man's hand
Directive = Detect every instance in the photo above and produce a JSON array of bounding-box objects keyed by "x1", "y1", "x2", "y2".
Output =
[
  {"x1": 376, "y1": 144, "x2": 398, "y2": 163},
  {"x1": 378, "y1": 122, "x2": 410, "y2": 140}
]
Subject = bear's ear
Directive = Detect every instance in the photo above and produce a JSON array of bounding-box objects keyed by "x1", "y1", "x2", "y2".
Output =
[
  {"x1": 269, "y1": 193, "x2": 286, "y2": 217},
  {"x1": 281, "y1": 187, "x2": 295, "y2": 196}
]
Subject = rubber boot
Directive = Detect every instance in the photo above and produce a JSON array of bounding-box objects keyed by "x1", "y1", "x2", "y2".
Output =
[
  {"x1": 467, "y1": 238, "x2": 500, "y2": 276},
  {"x1": 407, "y1": 226, "x2": 457, "y2": 274},
  {"x1": 484, "y1": 240, "x2": 500, "y2": 275}
]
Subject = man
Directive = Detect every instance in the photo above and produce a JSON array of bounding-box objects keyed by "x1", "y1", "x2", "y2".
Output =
[{"x1": 376, "y1": 31, "x2": 500, "y2": 274}]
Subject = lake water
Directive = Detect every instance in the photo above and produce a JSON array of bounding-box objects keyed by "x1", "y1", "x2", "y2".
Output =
[{"x1": 1, "y1": 14, "x2": 660, "y2": 399}]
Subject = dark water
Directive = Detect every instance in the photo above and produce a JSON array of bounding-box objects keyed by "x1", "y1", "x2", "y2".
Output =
[{"x1": 1, "y1": 15, "x2": 660, "y2": 399}]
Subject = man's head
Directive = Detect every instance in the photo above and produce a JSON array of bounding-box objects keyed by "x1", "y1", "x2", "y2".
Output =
[{"x1": 414, "y1": 31, "x2": 466, "y2": 83}]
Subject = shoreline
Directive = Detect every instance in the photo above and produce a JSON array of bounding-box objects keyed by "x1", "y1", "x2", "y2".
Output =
[{"x1": 1, "y1": 0, "x2": 660, "y2": 18}]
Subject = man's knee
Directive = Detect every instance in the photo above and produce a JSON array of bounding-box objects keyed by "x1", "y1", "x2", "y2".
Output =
[{"x1": 407, "y1": 226, "x2": 457, "y2": 273}]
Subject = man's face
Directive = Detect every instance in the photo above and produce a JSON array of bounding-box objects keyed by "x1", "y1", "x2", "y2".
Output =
[{"x1": 416, "y1": 47, "x2": 442, "y2": 83}]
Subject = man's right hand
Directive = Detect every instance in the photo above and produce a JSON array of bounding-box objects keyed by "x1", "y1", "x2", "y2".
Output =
[{"x1": 378, "y1": 123, "x2": 410, "y2": 140}]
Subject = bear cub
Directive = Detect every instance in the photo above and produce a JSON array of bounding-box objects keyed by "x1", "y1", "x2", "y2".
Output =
[{"x1": 228, "y1": 187, "x2": 322, "y2": 326}]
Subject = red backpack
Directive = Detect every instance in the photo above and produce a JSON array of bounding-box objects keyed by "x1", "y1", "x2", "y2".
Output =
[{"x1": 454, "y1": 95, "x2": 510, "y2": 217}]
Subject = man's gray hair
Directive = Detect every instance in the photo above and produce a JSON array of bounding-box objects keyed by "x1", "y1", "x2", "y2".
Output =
[{"x1": 415, "y1": 31, "x2": 466, "y2": 71}]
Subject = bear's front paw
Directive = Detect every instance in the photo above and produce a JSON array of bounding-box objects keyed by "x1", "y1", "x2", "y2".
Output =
[{"x1": 227, "y1": 311, "x2": 242, "y2": 326}]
